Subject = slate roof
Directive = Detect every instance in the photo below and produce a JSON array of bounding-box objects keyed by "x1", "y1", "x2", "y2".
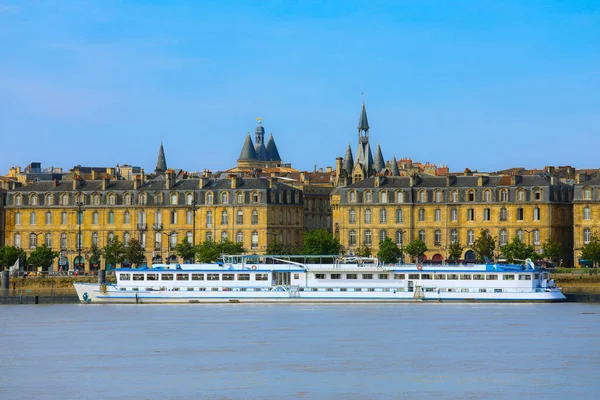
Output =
[
  {"x1": 155, "y1": 142, "x2": 167, "y2": 173},
  {"x1": 358, "y1": 102, "x2": 369, "y2": 131},
  {"x1": 238, "y1": 134, "x2": 259, "y2": 161},
  {"x1": 390, "y1": 156, "x2": 400, "y2": 176},
  {"x1": 342, "y1": 143, "x2": 354, "y2": 174},
  {"x1": 266, "y1": 134, "x2": 282, "y2": 161},
  {"x1": 373, "y1": 143, "x2": 385, "y2": 173}
]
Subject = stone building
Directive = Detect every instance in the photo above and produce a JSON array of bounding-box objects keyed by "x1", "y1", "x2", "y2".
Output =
[{"x1": 573, "y1": 174, "x2": 600, "y2": 265}]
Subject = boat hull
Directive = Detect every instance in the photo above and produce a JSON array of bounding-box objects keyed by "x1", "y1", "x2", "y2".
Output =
[{"x1": 74, "y1": 283, "x2": 567, "y2": 304}]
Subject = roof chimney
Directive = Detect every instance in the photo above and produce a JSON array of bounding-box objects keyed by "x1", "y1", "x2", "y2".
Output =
[
  {"x1": 102, "y1": 174, "x2": 110, "y2": 190},
  {"x1": 231, "y1": 175, "x2": 241, "y2": 189},
  {"x1": 165, "y1": 169, "x2": 175, "y2": 190}
]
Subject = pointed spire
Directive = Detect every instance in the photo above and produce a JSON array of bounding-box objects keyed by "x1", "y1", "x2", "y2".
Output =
[
  {"x1": 390, "y1": 155, "x2": 400, "y2": 176},
  {"x1": 373, "y1": 143, "x2": 385, "y2": 173},
  {"x1": 358, "y1": 102, "x2": 369, "y2": 131},
  {"x1": 238, "y1": 134, "x2": 259, "y2": 161},
  {"x1": 155, "y1": 141, "x2": 167, "y2": 174},
  {"x1": 342, "y1": 142, "x2": 354, "y2": 174},
  {"x1": 266, "y1": 133, "x2": 282, "y2": 162}
]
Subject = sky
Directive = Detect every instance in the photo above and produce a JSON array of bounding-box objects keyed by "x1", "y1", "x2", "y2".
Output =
[{"x1": 0, "y1": 0, "x2": 598, "y2": 175}]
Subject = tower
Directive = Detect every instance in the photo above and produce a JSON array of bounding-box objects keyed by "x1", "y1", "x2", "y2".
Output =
[
  {"x1": 355, "y1": 102, "x2": 374, "y2": 176},
  {"x1": 155, "y1": 141, "x2": 167, "y2": 175}
]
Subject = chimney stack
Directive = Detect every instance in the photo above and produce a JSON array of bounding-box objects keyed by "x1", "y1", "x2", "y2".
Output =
[
  {"x1": 165, "y1": 169, "x2": 175, "y2": 190},
  {"x1": 102, "y1": 174, "x2": 110, "y2": 191}
]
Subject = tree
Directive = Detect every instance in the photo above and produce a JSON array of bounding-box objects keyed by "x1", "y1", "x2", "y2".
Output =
[
  {"x1": 447, "y1": 241, "x2": 464, "y2": 261},
  {"x1": 501, "y1": 237, "x2": 536, "y2": 263},
  {"x1": 266, "y1": 241, "x2": 299, "y2": 255},
  {"x1": 102, "y1": 237, "x2": 125, "y2": 268},
  {"x1": 303, "y1": 229, "x2": 342, "y2": 255},
  {"x1": 403, "y1": 240, "x2": 428, "y2": 262},
  {"x1": 0, "y1": 246, "x2": 27, "y2": 270},
  {"x1": 355, "y1": 244, "x2": 372, "y2": 258},
  {"x1": 377, "y1": 237, "x2": 402, "y2": 263},
  {"x1": 195, "y1": 240, "x2": 245, "y2": 263},
  {"x1": 542, "y1": 238, "x2": 562, "y2": 263},
  {"x1": 472, "y1": 229, "x2": 496, "y2": 262},
  {"x1": 89, "y1": 244, "x2": 102, "y2": 269},
  {"x1": 27, "y1": 245, "x2": 58, "y2": 271},
  {"x1": 581, "y1": 234, "x2": 600, "y2": 268},
  {"x1": 124, "y1": 238, "x2": 146, "y2": 267},
  {"x1": 175, "y1": 238, "x2": 196, "y2": 263}
]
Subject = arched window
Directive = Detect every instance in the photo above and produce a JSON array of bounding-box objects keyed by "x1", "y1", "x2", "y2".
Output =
[
  {"x1": 380, "y1": 209, "x2": 387, "y2": 223},
  {"x1": 186, "y1": 193, "x2": 194, "y2": 205},
  {"x1": 251, "y1": 210, "x2": 258, "y2": 225},
  {"x1": 365, "y1": 191, "x2": 373, "y2": 202},
  {"x1": 221, "y1": 210, "x2": 228, "y2": 225},
  {"x1": 500, "y1": 190, "x2": 508, "y2": 202},
  {"x1": 30, "y1": 195, "x2": 38, "y2": 205},
  {"x1": 94, "y1": 194, "x2": 101, "y2": 205},
  {"x1": 109, "y1": 194, "x2": 115, "y2": 205},
  {"x1": 517, "y1": 190, "x2": 525, "y2": 201},
  {"x1": 396, "y1": 191, "x2": 404, "y2": 203},
  {"x1": 171, "y1": 193, "x2": 177, "y2": 205},
  {"x1": 349, "y1": 209, "x2": 356, "y2": 224},
  {"x1": 483, "y1": 190, "x2": 491, "y2": 202},
  {"x1": 29, "y1": 233, "x2": 37, "y2": 249},
  {"x1": 45, "y1": 233, "x2": 52, "y2": 248},
  {"x1": 467, "y1": 190, "x2": 475, "y2": 202},
  {"x1": 395, "y1": 209, "x2": 402, "y2": 223},
  {"x1": 380, "y1": 191, "x2": 388, "y2": 203},
  {"x1": 434, "y1": 190, "x2": 442, "y2": 203},
  {"x1": 584, "y1": 207, "x2": 591, "y2": 220},
  {"x1": 236, "y1": 231, "x2": 243, "y2": 243},
  {"x1": 434, "y1": 230, "x2": 441, "y2": 246},
  {"x1": 500, "y1": 229, "x2": 508, "y2": 245},
  {"x1": 206, "y1": 192, "x2": 213, "y2": 204},
  {"x1": 349, "y1": 230, "x2": 356, "y2": 246},
  {"x1": 46, "y1": 194, "x2": 53, "y2": 205},
  {"x1": 237, "y1": 192, "x2": 244, "y2": 204},
  {"x1": 251, "y1": 191, "x2": 259, "y2": 203},
  {"x1": 15, "y1": 195, "x2": 22, "y2": 206},
  {"x1": 30, "y1": 212, "x2": 36, "y2": 225},
  {"x1": 139, "y1": 193, "x2": 146, "y2": 205},
  {"x1": 419, "y1": 190, "x2": 427, "y2": 203},
  {"x1": 222, "y1": 192, "x2": 229, "y2": 204},
  {"x1": 533, "y1": 189, "x2": 542, "y2": 201},
  {"x1": 450, "y1": 229, "x2": 458, "y2": 243},
  {"x1": 364, "y1": 230, "x2": 372, "y2": 245},
  {"x1": 467, "y1": 230, "x2": 474, "y2": 246},
  {"x1": 251, "y1": 231, "x2": 259, "y2": 249},
  {"x1": 62, "y1": 194, "x2": 69, "y2": 206},
  {"x1": 451, "y1": 191, "x2": 458, "y2": 203},
  {"x1": 124, "y1": 194, "x2": 132, "y2": 205},
  {"x1": 364, "y1": 208, "x2": 372, "y2": 224},
  {"x1": 583, "y1": 187, "x2": 592, "y2": 200}
]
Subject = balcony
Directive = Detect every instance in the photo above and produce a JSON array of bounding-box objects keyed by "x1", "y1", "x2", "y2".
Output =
[
  {"x1": 153, "y1": 223, "x2": 163, "y2": 231},
  {"x1": 138, "y1": 223, "x2": 148, "y2": 230}
]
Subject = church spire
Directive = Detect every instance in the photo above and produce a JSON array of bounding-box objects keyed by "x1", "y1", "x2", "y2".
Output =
[
  {"x1": 390, "y1": 155, "x2": 400, "y2": 176},
  {"x1": 358, "y1": 101, "x2": 370, "y2": 132},
  {"x1": 373, "y1": 143, "x2": 385, "y2": 174},
  {"x1": 238, "y1": 133, "x2": 259, "y2": 161},
  {"x1": 155, "y1": 140, "x2": 167, "y2": 174},
  {"x1": 266, "y1": 133, "x2": 282, "y2": 162},
  {"x1": 342, "y1": 142, "x2": 354, "y2": 174}
]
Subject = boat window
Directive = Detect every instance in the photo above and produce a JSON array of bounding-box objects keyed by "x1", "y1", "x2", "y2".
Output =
[
  {"x1": 161, "y1": 274, "x2": 174, "y2": 281},
  {"x1": 420, "y1": 274, "x2": 432, "y2": 280},
  {"x1": 147, "y1": 274, "x2": 158, "y2": 281},
  {"x1": 132, "y1": 287, "x2": 138, "y2": 291},
  {"x1": 311, "y1": 288, "x2": 318, "y2": 292},
  {"x1": 461, "y1": 288, "x2": 469, "y2": 293},
  {"x1": 479, "y1": 288, "x2": 487, "y2": 292},
  {"x1": 519, "y1": 274, "x2": 532, "y2": 280},
  {"x1": 187, "y1": 288, "x2": 194, "y2": 291},
  {"x1": 503, "y1": 274, "x2": 515, "y2": 280},
  {"x1": 394, "y1": 274, "x2": 405, "y2": 280},
  {"x1": 368, "y1": 288, "x2": 375, "y2": 292},
  {"x1": 447, "y1": 274, "x2": 458, "y2": 280},
  {"x1": 355, "y1": 288, "x2": 362, "y2": 292},
  {"x1": 255, "y1": 274, "x2": 269, "y2": 281},
  {"x1": 120, "y1": 274, "x2": 130, "y2": 281},
  {"x1": 534, "y1": 273, "x2": 540, "y2": 279},
  {"x1": 434, "y1": 274, "x2": 446, "y2": 280},
  {"x1": 172, "y1": 288, "x2": 179, "y2": 291},
  {"x1": 473, "y1": 274, "x2": 485, "y2": 280},
  {"x1": 222, "y1": 274, "x2": 234, "y2": 281},
  {"x1": 340, "y1": 288, "x2": 347, "y2": 292},
  {"x1": 211, "y1": 287, "x2": 219, "y2": 291},
  {"x1": 494, "y1": 289, "x2": 503, "y2": 293},
  {"x1": 346, "y1": 274, "x2": 357, "y2": 279},
  {"x1": 448, "y1": 288, "x2": 455, "y2": 292},
  {"x1": 486, "y1": 274, "x2": 498, "y2": 280},
  {"x1": 460, "y1": 274, "x2": 472, "y2": 280},
  {"x1": 237, "y1": 274, "x2": 250, "y2": 281},
  {"x1": 192, "y1": 274, "x2": 204, "y2": 280},
  {"x1": 293, "y1": 274, "x2": 299, "y2": 279},
  {"x1": 408, "y1": 274, "x2": 419, "y2": 279},
  {"x1": 378, "y1": 274, "x2": 389, "y2": 280},
  {"x1": 207, "y1": 274, "x2": 219, "y2": 281},
  {"x1": 133, "y1": 274, "x2": 144, "y2": 281},
  {"x1": 331, "y1": 274, "x2": 341, "y2": 279},
  {"x1": 176, "y1": 274, "x2": 189, "y2": 281},
  {"x1": 120, "y1": 287, "x2": 126, "y2": 291},
  {"x1": 315, "y1": 273, "x2": 325, "y2": 279},
  {"x1": 198, "y1": 288, "x2": 206, "y2": 291},
  {"x1": 362, "y1": 274, "x2": 373, "y2": 279}
]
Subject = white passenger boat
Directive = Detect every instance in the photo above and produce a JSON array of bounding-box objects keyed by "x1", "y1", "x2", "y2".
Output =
[{"x1": 74, "y1": 255, "x2": 565, "y2": 303}]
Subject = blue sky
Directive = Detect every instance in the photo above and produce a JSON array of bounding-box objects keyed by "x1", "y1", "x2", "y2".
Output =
[{"x1": 1, "y1": 0, "x2": 598, "y2": 175}]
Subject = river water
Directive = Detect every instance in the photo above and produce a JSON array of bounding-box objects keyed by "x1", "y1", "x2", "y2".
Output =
[{"x1": 1, "y1": 303, "x2": 599, "y2": 399}]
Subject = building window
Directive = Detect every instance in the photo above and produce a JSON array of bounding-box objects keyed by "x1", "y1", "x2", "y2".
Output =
[
  {"x1": 15, "y1": 212, "x2": 21, "y2": 225},
  {"x1": 207, "y1": 192, "x2": 213, "y2": 204},
  {"x1": 516, "y1": 208, "x2": 524, "y2": 221},
  {"x1": 61, "y1": 212, "x2": 67, "y2": 225},
  {"x1": 186, "y1": 210, "x2": 193, "y2": 224},
  {"x1": 434, "y1": 209, "x2": 441, "y2": 222},
  {"x1": 251, "y1": 231, "x2": 258, "y2": 249},
  {"x1": 451, "y1": 191, "x2": 458, "y2": 203},
  {"x1": 234, "y1": 231, "x2": 242, "y2": 244},
  {"x1": 450, "y1": 229, "x2": 458, "y2": 243},
  {"x1": 92, "y1": 211, "x2": 99, "y2": 224},
  {"x1": 418, "y1": 191, "x2": 426, "y2": 203},
  {"x1": 450, "y1": 208, "x2": 457, "y2": 222},
  {"x1": 45, "y1": 233, "x2": 52, "y2": 248},
  {"x1": 236, "y1": 192, "x2": 243, "y2": 204},
  {"x1": 29, "y1": 233, "x2": 37, "y2": 249},
  {"x1": 396, "y1": 209, "x2": 402, "y2": 224},
  {"x1": 584, "y1": 207, "x2": 591, "y2": 220},
  {"x1": 500, "y1": 207, "x2": 507, "y2": 221},
  {"x1": 252, "y1": 192, "x2": 259, "y2": 203},
  {"x1": 92, "y1": 232, "x2": 99, "y2": 247},
  {"x1": 434, "y1": 230, "x2": 441, "y2": 246},
  {"x1": 205, "y1": 231, "x2": 213, "y2": 242},
  {"x1": 349, "y1": 209, "x2": 356, "y2": 224},
  {"x1": 171, "y1": 193, "x2": 177, "y2": 205},
  {"x1": 517, "y1": 230, "x2": 524, "y2": 241},
  {"x1": 30, "y1": 195, "x2": 38, "y2": 205},
  {"x1": 583, "y1": 188, "x2": 592, "y2": 200},
  {"x1": 45, "y1": 194, "x2": 53, "y2": 205},
  {"x1": 170, "y1": 233, "x2": 177, "y2": 249},
  {"x1": 108, "y1": 211, "x2": 115, "y2": 224},
  {"x1": 76, "y1": 210, "x2": 83, "y2": 225},
  {"x1": 396, "y1": 191, "x2": 404, "y2": 203},
  {"x1": 61, "y1": 233, "x2": 67, "y2": 249},
  {"x1": 186, "y1": 193, "x2": 194, "y2": 205},
  {"x1": 221, "y1": 211, "x2": 228, "y2": 225},
  {"x1": 349, "y1": 191, "x2": 356, "y2": 202},
  {"x1": 467, "y1": 230, "x2": 474, "y2": 246},
  {"x1": 533, "y1": 230, "x2": 540, "y2": 246},
  {"x1": 206, "y1": 211, "x2": 213, "y2": 227},
  {"x1": 467, "y1": 208, "x2": 474, "y2": 221},
  {"x1": 534, "y1": 190, "x2": 542, "y2": 201},
  {"x1": 30, "y1": 212, "x2": 36, "y2": 225},
  {"x1": 434, "y1": 191, "x2": 442, "y2": 203},
  {"x1": 14, "y1": 233, "x2": 21, "y2": 248},
  {"x1": 15, "y1": 195, "x2": 22, "y2": 206},
  {"x1": 170, "y1": 211, "x2": 177, "y2": 224},
  {"x1": 483, "y1": 208, "x2": 490, "y2": 221},
  {"x1": 517, "y1": 190, "x2": 525, "y2": 201},
  {"x1": 380, "y1": 209, "x2": 387, "y2": 223},
  {"x1": 364, "y1": 208, "x2": 372, "y2": 224},
  {"x1": 395, "y1": 230, "x2": 403, "y2": 246},
  {"x1": 418, "y1": 209, "x2": 425, "y2": 222},
  {"x1": 187, "y1": 231, "x2": 193, "y2": 244},
  {"x1": 467, "y1": 190, "x2": 475, "y2": 202},
  {"x1": 124, "y1": 194, "x2": 132, "y2": 205},
  {"x1": 379, "y1": 230, "x2": 387, "y2": 242},
  {"x1": 124, "y1": 211, "x2": 131, "y2": 224},
  {"x1": 222, "y1": 192, "x2": 229, "y2": 204},
  {"x1": 533, "y1": 207, "x2": 540, "y2": 221},
  {"x1": 62, "y1": 195, "x2": 69, "y2": 206},
  {"x1": 500, "y1": 190, "x2": 508, "y2": 202},
  {"x1": 584, "y1": 228, "x2": 591, "y2": 244},
  {"x1": 419, "y1": 230, "x2": 426, "y2": 242},
  {"x1": 364, "y1": 230, "x2": 372, "y2": 246},
  {"x1": 365, "y1": 191, "x2": 372, "y2": 202},
  {"x1": 124, "y1": 232, "x2": 131, "y2": 246},
  {"x1": 236, "y1": 210, "x2": 243, "y2": 225},
  {"x1": 109, "y1": 194, "x2": 115, "y2": 205},
  {"x1": 251, "y1": 210, "x2": 258, "y2": 225},
  {"x1": 483, "y1": 190, "x2": 491, "y2": 202},
  {"x1": 139, "y1": 194, "x2": 147, "y2": 205},
  {"x1": 500, "y1": 229, "x2": 508, "y2": 246},
  {"x1": 108, "y1": 231, "x2": 115, "y2": 241},
  {"x1": 380, "y1": 191, "x2": 388, "y2": 203}
]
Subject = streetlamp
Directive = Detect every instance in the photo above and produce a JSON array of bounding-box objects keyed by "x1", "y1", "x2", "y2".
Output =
[
  {"x1": 190, "y1": 191, "x2": 198, "y2": 262},
  {"x1": 398, "y1": 230, "x2": 406, "y2": 264},
  {"x1": 162, "y1": 231, "x2": 176, "y2": 264},
  {"x1": 76, "y1": 194, "x2": 84, "y2": 272}
]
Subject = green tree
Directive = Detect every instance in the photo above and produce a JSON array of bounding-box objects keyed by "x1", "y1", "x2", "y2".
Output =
[
  {"x1": 355, "y1": 244, "x2": 372, "y2": 258},
  {"x1": 102, "y1": 237, "x2": 125, "y2": 268},
  {"x1": 175, "y1": 238, "x2": 196, "y2": 262},
  {"x1": 403, "y1": 240, "x2": 428, "y2": 262},
  {"x1": 27, "y1": 245, "x2": 58, "y2": 271},
  {"x1": 124, "y1": 238, "x2": 146, "y2": 267},
  {"x1": 0, "y1": 246, "x2": 27, "y2": 270},
  {"x1": 472, "y1": 229, "x2": 496, "y2": 262},
  {"x1": 542, "y1": 238, "x2": 562, "y2": 263},
  {"x1": 303, "y1": 229, "x2": 342, "y2": 255},
  {"x1": 194, "y1": 240, "x2": 245, "y2": 263},
  {"x1": 581, "y1": 234, "x2": 600, "y2": 268},
  {"x1": 266, "y1": 241, "x2": 298, "y2": 255},
  {"x1": 377, "y1": 237, "x2": 402, "y2": 263},
  {"x1": 501, "y1": 237, "x2": 536, "y2": 263},
  {"x1": 447, "y1": 241, "x2": 464, "y2": 261},
  {"x1": 89, "y1": 244, "x2": 102, "y2": 269}
]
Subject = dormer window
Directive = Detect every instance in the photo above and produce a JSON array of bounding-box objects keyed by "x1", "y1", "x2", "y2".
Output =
[
  {"x1": 15, "y1": 195, "x2": 22, "y2": 206},
  {"x1": 467, "y1": 190, "x2": 475, "y2": 202},
  {"x1": 583, "y1": 187, "x2": 592, "y2": 200},
  {"x1": 380, "y1": 191, "x2": 388, "y2": 204},
  {"x1": 30, "y1": 195, "x2": 38, "y2": 205},
  {"x1": 418, "y1": 190, "x2": 427, "y2": 203},
  {"x1": 207, "y1": 192, "x2": 214, "y2": 204},
  {"x1": 365, "y1": 191, "x2": 372, "y2": 202},
  {"x1": 222, "y1": 192, "x2": 229, "y2": 204},
  {"x1": 396, "y1": 191, "x2": 404, "y2": 203},
  {"x1": 349, "y1": 191, "x2": 356, "y2": 202}
]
